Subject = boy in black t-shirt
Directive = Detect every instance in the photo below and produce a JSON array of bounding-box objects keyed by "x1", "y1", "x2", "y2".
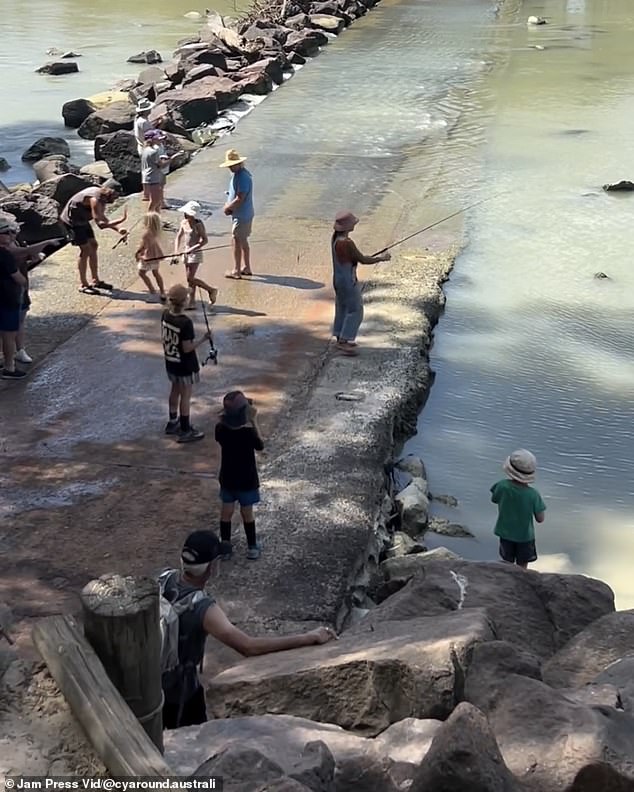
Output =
[
  {"x1": 161, "y1": 284, "x2": 211, "y2": 443},
  {"x1": 215, "y1": 390, "x2": 265, "y2": 560}
]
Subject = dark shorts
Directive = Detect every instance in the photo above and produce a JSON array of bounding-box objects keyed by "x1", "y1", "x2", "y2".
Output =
[
  {"x1": 66, "y1": 223, "x2": 95, "y2": 247},
  {"x1": 499, "y1": 538, "x2": 537, "y2": 565},
  {"x1": 166, "y1": 371, "x2": 200, "y2": 385},
  {"x1": 0, "y1": 307, "x2": 21, "y2": 333},
  {"x1": 162, "y1": 685, "x2": 207, "y2": 730},
  {"x1": 220, "y1": 488, "x2": 260, "y2": 507}
]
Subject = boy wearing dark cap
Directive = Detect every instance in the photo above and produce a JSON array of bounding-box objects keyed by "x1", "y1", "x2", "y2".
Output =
[
  {"x1": 215, "y1": 390, "x2": 264, "y2": 560},
  {"x1": 160, "y1": 530, "x2": 336, "y2": 728}
]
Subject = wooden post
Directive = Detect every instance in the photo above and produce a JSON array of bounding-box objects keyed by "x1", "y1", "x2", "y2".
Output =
[
  {"x1": 33, "y1": 615, "x2": 172, "y2": 778},
  {"x1": 81, "y1": 574, "x2": 164, "y2": 753}
]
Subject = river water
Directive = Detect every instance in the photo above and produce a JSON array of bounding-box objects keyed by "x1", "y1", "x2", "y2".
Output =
[{"x1": 2, "y1": 0, "x2": 633, "y2": 604}]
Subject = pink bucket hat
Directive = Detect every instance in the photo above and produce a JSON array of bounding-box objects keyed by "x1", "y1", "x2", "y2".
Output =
[{"x1": 333, "y1": 211, "x2": 358, "y2": 233}]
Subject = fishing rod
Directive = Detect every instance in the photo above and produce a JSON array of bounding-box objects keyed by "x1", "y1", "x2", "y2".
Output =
[
  {"x1": 143, "y1": 240, "x2": 270, "y2": 263},
  {"x1": 372, "y1": 193, "x2": 507, "y2": 256},
  {"x1": 112, "y1": 214, "x2": 143, "y2": 250},
  {"x1": 199, "y1": 287, "x2": 218, "y2": 366}
]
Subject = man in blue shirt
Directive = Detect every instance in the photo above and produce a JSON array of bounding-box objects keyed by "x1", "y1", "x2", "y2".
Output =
[{"x1": 220, "y1": 149, "x2": 255, "y2": 278}]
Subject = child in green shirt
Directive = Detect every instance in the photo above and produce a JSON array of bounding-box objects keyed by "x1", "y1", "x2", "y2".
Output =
[{"x1": 491, "y1": 449, "x2": 546, "y2": 569}]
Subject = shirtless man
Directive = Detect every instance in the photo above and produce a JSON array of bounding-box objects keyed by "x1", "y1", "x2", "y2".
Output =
[{"x1": 60, "y1": 180, "x2": 128, "y2": 294}]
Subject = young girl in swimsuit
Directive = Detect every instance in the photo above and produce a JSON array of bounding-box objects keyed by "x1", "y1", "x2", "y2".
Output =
[
  {"x1": 135, "y1": 211, "x2": 167, "y2": 301},
  {"x1": 173, "y1": 201, "x2": 218, "y2": 310}
]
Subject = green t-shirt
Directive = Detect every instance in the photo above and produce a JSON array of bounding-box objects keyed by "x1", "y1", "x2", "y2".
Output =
[{"x1": 491, "y1": 478, "x2": 546, "y2": 543}]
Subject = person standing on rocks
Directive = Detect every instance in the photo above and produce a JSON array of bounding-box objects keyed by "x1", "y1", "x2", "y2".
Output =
[
  {"x1": 141, "y1": 129, "x2": 170, "y2": 214},
  {"x1": 491, "y1": 449, "x2": 546, "y2": 569},
  {"x1": 215, "y1": 391, "x2": 264, "y2": 561},
  {"x1": 160, "y1": 530, "x2": 336, "y2": 728},
  {"x1": 220, "y1": 149, "x2": 254, "y2": 279},
  {"x1": 134, "y1": 99, "x2": 155, "y2": 202},
  {"x1": 60, "y1": 180, "x2": 127, "y2": 294},
  {"x1": 161, "y1": 283, "x2": 209, "y2": 443},
  {"x1": 173, "y1": 201, "x2": 218, "y2": 309},
  {"x1": 330, "y1": 210, "x2": 390, "y2": 356}
]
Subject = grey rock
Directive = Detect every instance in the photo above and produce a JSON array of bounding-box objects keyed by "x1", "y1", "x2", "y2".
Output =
[
  {"x1": 366, "y1": 559, "x2": 614, "y2": 659},
  {"x1": 0, "y1": 158, "x2": 9, "y2": 172},
  {"x1": 395, "y1": 453, "x2": 426, "y2": 481},
  {"x1": 36, "y1": 61, "x2": 79, "y2": 75},
  {"x1": 594, "y1": 655, "x2": 634, "y2": 714},
  {"x1": 208, "y1": 610, "x2": 494, "y2": 735},
  {"x1": 62, "y1": 98, "x2": 97, "y2": 128},
  {"x1": 137, "y1": 65, "x2": 166, "y2": 86},
  {"x1": 285, "y1": 13, "x2": 310, "y2": 29},
  {"x1": 149, "y1": 82, "x2": 222, "y2": 131},
  {"x1": 0, "y1": 191, "x2": 66, "y2": 243},
  {"x1": 380, "y1": 547, "x2": 461, "y2": 582},
  {"x1": 394, "y1": 477, "x2": 428, "y2": 536},
  {"x1": 427, "y1": 516, "x2": 474, "y2": 539},
  {"x1": 33, "y1": 156, "x2": 70, "y2": 182},
  {"x1": 284, "y1": 29, "x2": 328, "y2": 56},
  {"x1": 288, "y1": 51, "x2": 307, "y2": 66},
  {"x1": 164, "y1": 61, "x2": 186, "y2": 86},
  {"x1": 0, "y1": 181, "x2": 9, "y2": 198},
  {"x1": 179, "y1": 48, "x2": 228, "y2": 73},
  {"x1": 603, "y1": 180, "x2": 634, "y2": 192},
  {"x1": 309, "y1": 14, "x2": 345, "y2": 33},
  {"x1": 61, "y1": 50, "x2": 82, "y2": 58},
  {"x1": 429, "y1": 492, "x2": 459, "y2": 507},
  {"x1": 22, "y1": 136, "x2": 70, "y2": 163},
  {"x1": 77, "y1": 101, "x2": 135, "y2": 140},
  {"x1": 127, "y1": 50, "x2": 162, "y2": 64},
  {"x1": 183, "y1": 64, "x2": 225, "y2": 86},
  {"x1": 411, "y1": 703, "x2": 523, "y2": 792},
  {"x1": 33, "y1": 173, "x2": 94, "y2": 208},
  {"x1": 384, "y1": 531, "x2": 426, "y2": 559},
  {"x1": 544, "y1": 610, "x2": 634, "y2": 689},
  {"x1": 485, "y1": 674, "x2": 634, "y2": 791},
  {"x1": 240, "y1": 55, "x2": 285, "y2": 86},
  {"x1": 165, "y1": 712, "x2": 441, "y2": 792},
  {"x1": 79, "y1": 161, "x2": 113, "y2": 181}
]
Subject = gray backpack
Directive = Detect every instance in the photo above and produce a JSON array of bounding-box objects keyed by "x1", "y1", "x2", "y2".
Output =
[{"x1": 158, "y1": 569, "x2": 204, "y2": 674}]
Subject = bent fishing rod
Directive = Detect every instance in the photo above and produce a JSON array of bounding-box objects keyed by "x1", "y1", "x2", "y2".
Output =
[
  {"x1": 372, "y1": 192, "x2": 507, "y2": 256},
  {"x1": 198, "y1": 287, "x2": 218, "y2": 366},
  {"x1": 143, "y1": 240, "x2": 269, "y2": 263}
]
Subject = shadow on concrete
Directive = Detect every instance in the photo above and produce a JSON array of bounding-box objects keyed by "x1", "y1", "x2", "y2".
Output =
[{"x1": 246, "y1": 273, "x2": 325, "y2": 290}]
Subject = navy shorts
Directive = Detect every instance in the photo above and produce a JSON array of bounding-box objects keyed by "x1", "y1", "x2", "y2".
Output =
[
  {"x1": 499, "y1": 538, "x2": 537, "y2": 565},
  {"x1": 220, "y1": 488, "x2": 260, "y2": 507},
  {"x1": 0, "y1": 307, "x2": 21, "y2": 332},
  {"x1": 66, "y1": 223, "x2": 95, "y2": 247}
]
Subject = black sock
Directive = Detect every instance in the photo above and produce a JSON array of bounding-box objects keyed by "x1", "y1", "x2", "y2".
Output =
[
  {"x1": 220, "y1": 521, "x2": 232, "y2": 543},
  {"x1": 169, "y1": 411, "x2": 177, "y2": 422},
  {"x1": 180, "y1": 415, "x2": 190, "y2": 432},
  {"x1": 244, "y1": 521, "x2": 257, "y2": 548}
]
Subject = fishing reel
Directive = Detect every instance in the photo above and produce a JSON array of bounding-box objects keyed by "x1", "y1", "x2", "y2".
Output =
[{"x1": 202, "y1": 345, "x2": 218, "y2": 366}]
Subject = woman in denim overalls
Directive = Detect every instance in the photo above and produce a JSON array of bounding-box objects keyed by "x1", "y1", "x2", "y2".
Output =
[{"x1": 331, "y1": 211, "x2": 391, "y2": 355}]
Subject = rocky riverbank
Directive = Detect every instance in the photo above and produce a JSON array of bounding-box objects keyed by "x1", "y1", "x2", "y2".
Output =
[{"x1": 0, "y1": 0, "x2": 382, "y2": 246}]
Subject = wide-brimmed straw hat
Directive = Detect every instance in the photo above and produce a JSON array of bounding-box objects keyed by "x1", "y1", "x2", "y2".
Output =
[
  {"x1": 178, "y1": 200, "x2": 201, "y2": 218},
  {"x1": 333, "y1": 210, "x2": 359, "y2": 233},
  {"x1": 136, "y1": 98, "x2": 154, "y2": 114},
  {"x1": 219, "y1": 149, "x2": 247, "y2": 168},
  {"x1": 503, "y1": 449, "x2": 537, "y2": 484}
]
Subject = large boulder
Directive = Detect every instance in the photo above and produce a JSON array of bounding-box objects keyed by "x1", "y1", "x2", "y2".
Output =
[
  {"x1": 284, "y1": 29, "x2": 328, "y2": 56},
  {"x1": 80, "y1": 161, "x2": 113, "y2": 181},
  {"x1": 543, "y1": 610, "x2": 634, "y2": 689},
  {"x1": 381, "y1": 547, "x2": 460, "y2": 580},
  {"x1": 149, "y1": 83, "x2": 220, "y2": 131},
  {"x1": 410, "y1": 703, "x2": 524, "y2": 792},
  {"x1": 239, "y1": 55, "x2": 285, "y2": 87},
  {"x1": 127, "y1": 50, "x2": 162, "y2": 64},
  {"x1": 394, "y1": 477, "x2": 428, "y2": 536},
  {"x1": 165, "y1": 713, "x2": 442, "y2": 792},
  {"x1": 77, "y1": 101, "x2": 135, "y2": 140},
  {"x1": 208, "y1": 610, "x2": 494, "y2": 735},
  {"x1": 180, "y1": 48, "x2": 228, "y2": 72},
  {"x1": 33, "y1": 155, "x2": 71, "y2": 182},
  {"x1": 36, "y1": 61, "x2": 79, "y2": 75},
  {"x1": 137, "y1": 65, "x2": 166, "y2": 86},
  {"x1": 183, "y1": 64, "x2": 225, "y2": 86},
  {"x1": 62, "y1": 98, "x2": 97, "y2": 128},
  {"x1": 479, "y1": 674, "x2": 634, "y2": 791},
  {"x1": 363, "y1": 559, "x2": 615, "y2": 659},
  {"x1": 22, "y1": 137, "x2": 70, "y2": 163},
  {"x1": 33, "y1": 173, "x2": 95, "y2": 208},
  {"x1": 0, "y1": 192, "x2": 66, "y2": 243},
  {"x1": 594, "y1": 656, "x2": 634, "y2": 715},
  {"x1": 94, "y1": 130, "x2": 192, "y2": 194},
  {"x1": 309, "y1": 14, "x2": 345, "y2": 33}
]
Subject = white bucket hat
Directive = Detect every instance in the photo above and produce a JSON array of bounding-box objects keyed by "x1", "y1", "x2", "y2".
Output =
[
  {"x1": 136, "y1": 98, "x2": 155, "y2": 114},
  {"x1": 503, "y1": 449, "x2": 537, "y2": 484},
  {"x1": 177, "y1": 200, "x2": 201, "y2": 218}
]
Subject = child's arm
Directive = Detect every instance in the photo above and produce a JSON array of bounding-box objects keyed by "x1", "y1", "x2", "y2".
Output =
[
  {"x1": 173, "y1": 225, "x2": 184, "y2": 255},
  {"x1": 535, "y1": 512, "x2": 545, "y2": 523},
  {"x1": 534, "y1": 491, "x2": 546, "y2": 523},
  {"x1": 490, "y1": 483, "x2": 500, "y2": 503},
  {"x1": 181, "y1": 330, "x2": 212, "y2": 354},
  {"x1": 134, "y1": 231, "x2": 148, "y2": 261}
]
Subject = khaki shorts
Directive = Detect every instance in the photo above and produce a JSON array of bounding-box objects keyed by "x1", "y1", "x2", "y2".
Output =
[{"x1": 232, "y1": 218, "x2": 253, "y2": 242}]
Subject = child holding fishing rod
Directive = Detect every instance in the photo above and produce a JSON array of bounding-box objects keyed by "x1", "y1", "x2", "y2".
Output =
[
  {"x1": 173, "y1": 201, "x2": 218, "y2": 311},
  {"x1": 135, "y1": 211, "x2": 166, "y2": 302}
]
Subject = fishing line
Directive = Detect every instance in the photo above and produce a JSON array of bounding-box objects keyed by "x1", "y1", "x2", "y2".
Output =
[{"x1": 372, "y1": 192, "x2": 508, "y2": 256}]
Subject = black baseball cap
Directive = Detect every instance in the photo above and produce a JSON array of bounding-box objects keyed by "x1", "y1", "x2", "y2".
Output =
[{"x1": 181, "y1": 531, "x2": 222, "y2": 565}]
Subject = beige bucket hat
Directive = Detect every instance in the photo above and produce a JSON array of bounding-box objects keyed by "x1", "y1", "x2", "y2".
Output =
[
  {"x1": 503, "y1": 449, "x2": 537, "y2": 484},
  {"x1": 177, "y1": 200, "x2": 201, "y2": 218},
  {"x1": 219, "y1": 148, "x2": 247, "y2": 168}
]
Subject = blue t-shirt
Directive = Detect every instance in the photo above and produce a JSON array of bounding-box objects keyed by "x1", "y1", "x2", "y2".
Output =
[{"x1": 228, "y1": 168, "x2": 254, "y2": 222}]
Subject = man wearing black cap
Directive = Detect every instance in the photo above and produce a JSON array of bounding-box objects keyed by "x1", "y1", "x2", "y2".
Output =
[
  {"x1": 160, "y1": 530, "x2": 336, "y2": 729},
  {"x1": 60, "y1": 180, "x2": 128, "y2": 294}
]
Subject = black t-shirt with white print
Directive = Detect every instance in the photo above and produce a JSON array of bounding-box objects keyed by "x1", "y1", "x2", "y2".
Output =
[{"x1": 161, "y1": 310, "x2": 199, "y2": 377}]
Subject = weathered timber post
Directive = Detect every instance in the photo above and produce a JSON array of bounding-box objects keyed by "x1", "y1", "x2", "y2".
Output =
[{"x1": 81, "y1": 574, "x2": 164, "y2": 752}]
